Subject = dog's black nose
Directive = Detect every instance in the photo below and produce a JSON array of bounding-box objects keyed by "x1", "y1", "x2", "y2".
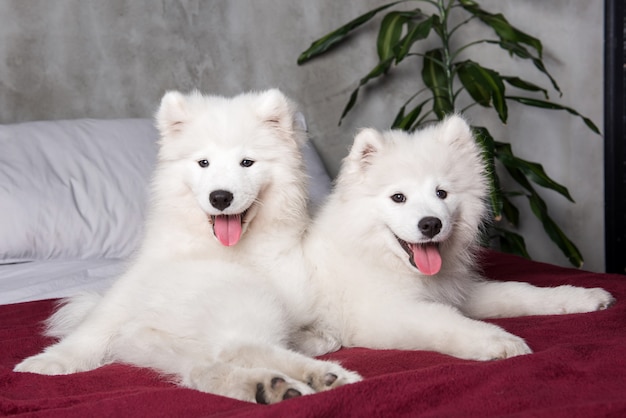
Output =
[
  {"x1": 209, "y1": 190, "x2": 234, "y2": 211},
  {"x1": 418, "y1": 217, "x2": 442, "y2": 238}
]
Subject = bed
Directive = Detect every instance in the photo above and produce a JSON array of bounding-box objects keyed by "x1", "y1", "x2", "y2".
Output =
[{"x1": 1, "y1": 119, "x2": 625, "y2": 417}]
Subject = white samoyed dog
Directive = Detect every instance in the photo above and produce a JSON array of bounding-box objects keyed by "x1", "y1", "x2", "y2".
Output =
[
  {"x1": 14, "y1": 89, "x2": 360, "y2": 403},
  {"x1": 304, "y1": 115, "x2": 615, "y2": 361}
]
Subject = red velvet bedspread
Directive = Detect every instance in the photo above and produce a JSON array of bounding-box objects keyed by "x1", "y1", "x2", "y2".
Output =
[{"x1": 2, "y1": 252, "x2": 625, "y2": 417}]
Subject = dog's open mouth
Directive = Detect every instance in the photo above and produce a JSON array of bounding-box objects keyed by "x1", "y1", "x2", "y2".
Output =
[
  {"x1": 210, "y1": 209, "x2": 249, "y2": 247},
  {"x1": 397, "y1": 238, "x2": 442, "y2": 276}
]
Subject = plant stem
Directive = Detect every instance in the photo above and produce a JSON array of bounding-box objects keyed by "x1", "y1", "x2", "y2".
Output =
[{"x1": 436, "y1": 0, "x2": 456, "y2": 112}]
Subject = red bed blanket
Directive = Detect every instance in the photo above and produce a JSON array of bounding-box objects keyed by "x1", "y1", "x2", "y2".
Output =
[{"x1": 1, "y1": 252, "x2": 625, "y2": 417}]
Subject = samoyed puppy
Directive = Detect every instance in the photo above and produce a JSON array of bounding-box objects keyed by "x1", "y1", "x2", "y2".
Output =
[
  {"x1": 14, "y1": 89, "x2": 360, "y2": 403},
  {"x1": 304, "y1": 115, "x2": 615, "y2": 361}
]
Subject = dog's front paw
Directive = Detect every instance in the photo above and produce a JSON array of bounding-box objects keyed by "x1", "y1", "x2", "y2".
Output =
[
  {"x1": 551, "y1": 286, "x2": 616, "y2": 314},
  {"x1": 481, "y1": 332, "x2": 532, "y2": 361},
  {"x1": 14, "y1": 351, "x2": 87, "y2": 375},
  {"x1": 574, "y1": 287, "x2": 615, "y2": 312},
  {"x1": 452, "y1": 324, "x2": 532, "y2": 361}
]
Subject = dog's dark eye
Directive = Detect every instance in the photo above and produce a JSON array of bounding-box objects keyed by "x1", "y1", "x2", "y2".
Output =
[
  {"x1": 240, "y1": 159, "x2": 255, "y2": 168},
  {"x1": 391, "y1": 193, "x2": 406, "y2": 203},
  {"x1": 436, "y1": 189, "x2": 448, "y2": 199},
  {"x1": 198, "y1": 159, "x2": 209, "y2": 168}
]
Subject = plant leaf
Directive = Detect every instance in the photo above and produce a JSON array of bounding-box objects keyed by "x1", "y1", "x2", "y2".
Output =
[
  {"x1": 392, "y1": 100, "x2": 428, "y2": 130},
  {"x1": 493, "y1": 227, "x2": 531, "y2": 259},
  {"x1": 503, "y1": 165, "x2": 583, "y2": 266},
  {"x1": 494, "y1": 166, "x2": 582, "y2": 267},
  {"x1": 422, "y1": 48, "x2": 453, "y2": 119},
  {"x1": 339, "y1": 9, "x2": 432, "y2": 125},
  {"x1": 501, "y1": 194, "x2": 520, "y2": 227},
  {"x1": 457, "y1": 61, "x2": 508, "y2": 123},
  {"x1": 392, "y1": 106, "x2": 406, "y2": 128},
  {"x1": 395, "y1": 15, "x2": 435, "y2": 62},
  {"x1": 378, "y1": 10, "x2": 423, "y2": 62},
  {"x1": 457, "y1": 63, "x2": 491, "y2": 106},
  {"x1": 506, "y1": 96, "x2": 601, "y2": 134},
  {"x1": 487, "y1": 40, "x2": 561, "y2": 94},
  {"x1": 498, "y1": 151, "x2": 534, "y2": 193},
  {"x1": 502, "y1": 76, "x2": 549, "y2": 99},
  {"x1": 458, "y1": 2, "x2": 561, "y2": 94},
  {"x1": 527, "y1": 193, "x2": 584, "y2": 267},
  {"x1": 297, "y1": 1, "x2": 404, "y2": 65},
  {"x1": 472, "y1": 126, "x2": 502, "y2": 220},
  {"x1": 340, "y1": 89, "x2": 361, "y2": 125},
  {"x1": 495, "y1": 142, "x2": 582, "y2": 267},
  {"x1": 495, "y1": 142, "x2": 574, "y2": 202},
  {"x1": 498, "y1": 154, "x2": 574, "y2": 202},
  {"x1": 458, "y1": 0, "x2": 543, "y2": 57}
]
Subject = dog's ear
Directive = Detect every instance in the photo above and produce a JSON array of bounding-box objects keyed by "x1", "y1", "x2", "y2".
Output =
[
  {"x1": 347, "y1": 128, "x2": 385, "y2": 171},
  {"x1": 256, "y1": 89, "x2": 307, "y2": 146},
  {"x1": 155, "y1": 90, "x2": 190, "y2": 138},
  {"x1": 257, "y1": 89, "x2": 291, "y2": 124},
  {"x1": 439, "y1": 114, "x2": 474, "y2": 147},
  {"x1": 337, "y1": 128, "x2": 385, "y2": 188},
  {"x1": 293, "y1": 111, "x2": 308, "y2": 133},
  {"x1": 438, "y1": 114, "x2": 483, "y2": 164}
]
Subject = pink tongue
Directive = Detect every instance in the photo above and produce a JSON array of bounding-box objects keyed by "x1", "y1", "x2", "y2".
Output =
[
  {"x1": 213, "y1": 214, "x2": 242, "y2": 246},
  {"x1": 410, "y1": 243, "x2": 442, "y2": 275}
]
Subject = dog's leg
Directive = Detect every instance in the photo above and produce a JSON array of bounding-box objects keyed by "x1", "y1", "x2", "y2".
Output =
[
  {"x1": 14, "y1": 287, "x2": 133, "y2": 375},
  {"x1": 463, "y1": 281, "x2": 615, "y2": 319},
  {"x1": 347, "y1": 302, "x2": 532, "y2": 361},
  {"x1": 14, "y1": 323, "x2": 113, "y2": 374},
  {"x1": 110, "y1": 326, "x2": 355, "y2": 403}
]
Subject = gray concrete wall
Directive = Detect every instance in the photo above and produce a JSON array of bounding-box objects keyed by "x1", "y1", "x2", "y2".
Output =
[{"x1": 0, "y1": 0, "x2": 605, "y2": 271}]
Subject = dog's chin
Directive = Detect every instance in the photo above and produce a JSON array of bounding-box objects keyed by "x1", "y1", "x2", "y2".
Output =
[{"x1": 395, "y1": 235, "x2": 443, "y2": 276}]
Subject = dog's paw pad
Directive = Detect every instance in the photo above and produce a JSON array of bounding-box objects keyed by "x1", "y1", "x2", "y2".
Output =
[
  {"x1": 255, "y1": 376, "x2": 310, "y2": 404},
  {"x1": 282, "y1": 388, "x2": 302, "y2": 400},
  {"x1": 271, "y1": 377, "x2": 286, "y2": 389},
  {"x1": 323, "y1": 373, "x2": 338, "y2": 387},
  {"x1": 255, "y1": 383, "x2": 269, "y2": 404}
]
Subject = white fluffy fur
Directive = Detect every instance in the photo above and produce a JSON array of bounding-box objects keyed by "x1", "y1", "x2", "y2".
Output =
[
  {"x1": 14, "y1": 90, "x2": 360, "y2": 403},
  {"x1": 304, "y1": 115, "x2": 615, "y2": 361}
]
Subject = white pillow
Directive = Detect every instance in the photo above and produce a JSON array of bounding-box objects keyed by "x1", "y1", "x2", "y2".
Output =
[
  {"x1": 0, "y1": 118, "x2": 332, "y2": 263},
  {"x1": 0, "y1": 119, "x2": 159, "y2": 262}
]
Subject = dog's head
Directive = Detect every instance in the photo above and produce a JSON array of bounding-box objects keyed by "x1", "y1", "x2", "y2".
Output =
[
  {"x1": 154, "y1": 89, "x2": 308, "y2": 246},
  {"x1": 337, "y1": 115, "x2": 488, "y2": 275}
]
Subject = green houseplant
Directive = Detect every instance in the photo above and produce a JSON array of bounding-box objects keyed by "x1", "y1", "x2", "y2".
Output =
[{"x1": 297, "y1": 0, "x2": 599, "y2": 267}]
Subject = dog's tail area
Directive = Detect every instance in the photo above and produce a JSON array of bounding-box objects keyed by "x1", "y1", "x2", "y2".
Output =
[{"x1": 45, "y1": 291, "x2": 103, "y2": 338}]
